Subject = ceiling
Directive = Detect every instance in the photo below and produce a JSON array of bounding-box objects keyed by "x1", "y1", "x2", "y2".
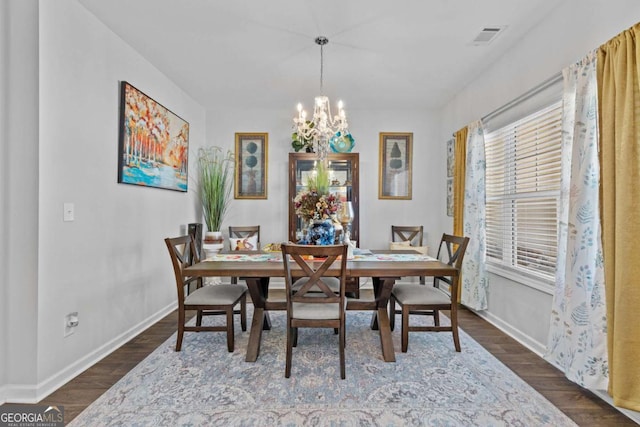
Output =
[{"x1": 78, "y1": 0, "x2": 563, "y2": 111}]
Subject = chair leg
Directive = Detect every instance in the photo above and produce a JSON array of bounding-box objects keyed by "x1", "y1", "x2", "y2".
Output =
[
  {"x1": 389, "y1": 297, "x2": 396, "y2": 331},
  {"x1": 434, "y1": 309, "x2": 440, "y2": 327},
  {"x1": 401, "y1": 305, "x2": 410, "y2": 353},
  {"x1": 226, "y1": 307, "x2": 235, "y2": 352},
  {"x1": 176, "y1": 309, "x2": 185, "y2": 351},
  {"x1": 285, "y1": 324, "x2": 293, "y2": 378},
  {"x1": 240, "y1": 295, "x2": 247, "y2": 332},
  {"x1": 293, "y1": 327, "x2": 298, "y2": 347},
  {"x1": 451, "y1": 305, "x2": 461, "y2": 352},
  {"x1": 339, "y1": 321, "x2": 346, "y2": 379},
  {"x1": 196, "y1": 309, "x2": 203, "y2": 326}
]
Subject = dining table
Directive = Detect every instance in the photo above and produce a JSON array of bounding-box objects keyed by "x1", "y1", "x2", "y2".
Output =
[{"x1": 183, "y1": 249, "x2": 459, "y2": 363}]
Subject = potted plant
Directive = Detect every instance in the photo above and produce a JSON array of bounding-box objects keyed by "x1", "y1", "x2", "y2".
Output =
[{"x1": 197, "y1": 146, "x2": 234, "y2": 245}]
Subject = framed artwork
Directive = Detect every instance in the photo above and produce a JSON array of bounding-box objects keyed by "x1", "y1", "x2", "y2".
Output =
[
  {"x1": 446, "y1": 138, "x2": 455, "y2": 177},
  {"x1": 118, "y1": 81, "x2": 189, "y2": 192},
  {"x1": 378, "y1": 132, "x2": 412, "y2": 199},
  {"x1": 446, "y1": 177, "x2": 454, "y2": 216},
  {"x1": 235, "y1": 133, "x2": 268, "y2": 199}
]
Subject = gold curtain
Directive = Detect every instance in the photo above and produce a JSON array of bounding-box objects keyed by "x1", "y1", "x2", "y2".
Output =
[
  {"x1": 453, "y1": 126, "x2": 468, "y2": 301},
  {"x1": 597, "y1": 22, "x2": 640, "y2": 411}
]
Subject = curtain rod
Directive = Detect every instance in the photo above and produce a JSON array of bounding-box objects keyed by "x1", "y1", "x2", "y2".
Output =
[{"x1": 481, "y1": 72, "x2": 563, "y2": 123}]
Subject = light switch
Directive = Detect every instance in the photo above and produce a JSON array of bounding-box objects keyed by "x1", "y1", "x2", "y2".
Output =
[{"x1": 63, "y1": 203, "x2": 75, "y2": 222}]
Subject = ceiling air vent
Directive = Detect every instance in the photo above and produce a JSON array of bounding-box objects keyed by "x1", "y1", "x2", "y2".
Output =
[{"x1": 471, "y1": 26, "x2": 506, "y2": 45}]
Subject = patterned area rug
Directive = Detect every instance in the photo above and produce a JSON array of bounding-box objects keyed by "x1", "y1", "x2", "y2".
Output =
[{"x1": 69, "y1": 309, "x2": 576, "y2": 426}]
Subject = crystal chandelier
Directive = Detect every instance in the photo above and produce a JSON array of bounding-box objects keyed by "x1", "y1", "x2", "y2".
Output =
[{"x1": 293, "y1": 36, "x2": 351, "y2": 161}]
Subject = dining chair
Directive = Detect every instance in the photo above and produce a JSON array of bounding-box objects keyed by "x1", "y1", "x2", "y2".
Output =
[
  {"x1": 389, "y1": 233, "x2": 470, "y2": 352},
  {"x1": 281, "y1": 243, "x2": 348, "y2": 379},
  {"x1": 165, "y1": 235, "x2": 247, "y2": 352},
  {"x1": 228, "y1": 225, "x2": 260, "y2": 284},
  {"x1": 391, "y1": 225, "x2": 426, "y2": 284}
]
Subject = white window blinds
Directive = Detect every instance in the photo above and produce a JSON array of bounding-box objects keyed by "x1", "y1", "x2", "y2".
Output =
[{"x1": 484, "y1": 100, "x2": 562, "y2": 281}]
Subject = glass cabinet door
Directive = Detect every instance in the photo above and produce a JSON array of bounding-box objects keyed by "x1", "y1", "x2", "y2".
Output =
[{"x1": 288, "y1": 153, "x2": 359, "y2": 244}]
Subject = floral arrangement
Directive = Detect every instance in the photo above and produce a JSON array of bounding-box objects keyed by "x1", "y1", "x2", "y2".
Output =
[{"x1": 294, "y1": 191, "x2": 340, "y2": 222}]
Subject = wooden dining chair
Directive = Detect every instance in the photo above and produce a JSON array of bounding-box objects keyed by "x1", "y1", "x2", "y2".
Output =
[
  {"x1": 228, "y1": 225, "x2": 260, "y2": 284},
  {"x1": 389, "y1": 233, "x2": 470, "y2": 352},
  {"x1": 392, "y1": 225, "x2": 426, "y2": 284},
  {"x1": 165, "y1": 235, "x2": 247, "y2": 352},
  {"x1": 281, "y1": 243, "x2": 348, "y2": 379},
  {"x1": 391, "y1": 225, "x2": 424, "y2": 246}
]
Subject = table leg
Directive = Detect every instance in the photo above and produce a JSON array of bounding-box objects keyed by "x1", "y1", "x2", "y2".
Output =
[
  {"x1": 245, "y1": 307, "x2": 264, "y2": 362},
  {"x1": 377, "y1": 306, "x2": 396, "y2": 362},
  {"x1": 245, "y1": 277, "x2": 271, "y2": 362},
  {"x1": 259, "y1": 277, "x2": 271, "y2": 330},
  {"x1": 370, "y1": 277, "x2": 396, "y2": 362},
  {"x1": 370, "y1": 277, "x2": 381, "y2": 330}
]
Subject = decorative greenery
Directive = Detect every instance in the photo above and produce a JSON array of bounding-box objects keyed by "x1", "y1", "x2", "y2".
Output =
[
  {"x1": 197, "y1": 146, "x2": 234, "y2": 232},
  {"x1": 292, "y1": 121, "x2": 315, "y2": 152},
  {"x1": 306, "y1": 162, "x2": 330, "y2": 195}
]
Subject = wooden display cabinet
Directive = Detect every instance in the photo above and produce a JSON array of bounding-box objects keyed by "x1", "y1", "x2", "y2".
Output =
[{"x1": 288, "y1": 152, "x2": 360, "y2": 296}]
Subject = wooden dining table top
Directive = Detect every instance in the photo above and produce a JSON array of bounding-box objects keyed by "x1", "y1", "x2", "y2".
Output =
[
  {"x1": 184, "y1": 250, "x2": 458, "y2": 279},
  {"x1": 183, "y1": 249, "x2": 459, "y2": 363}
]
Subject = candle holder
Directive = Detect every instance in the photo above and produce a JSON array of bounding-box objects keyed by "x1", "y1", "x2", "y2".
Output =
[{"x1": 337, "y1": 201, "x2": 355, "y2": 242}]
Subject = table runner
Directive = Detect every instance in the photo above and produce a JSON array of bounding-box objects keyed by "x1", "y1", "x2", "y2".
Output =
[{"x1": 207, "y1": 252, "x2": 434, "y2": 262}]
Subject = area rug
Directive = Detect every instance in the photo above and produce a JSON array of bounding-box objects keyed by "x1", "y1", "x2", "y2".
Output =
[{"x1": 69, "y1": 309, "x2": 576, "y2": 426}]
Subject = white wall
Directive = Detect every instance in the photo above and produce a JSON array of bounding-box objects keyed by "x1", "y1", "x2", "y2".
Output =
[
  {"x1": 440, "y1": 1, "x2": 640, "y2": 353},
  {"x1": 205, "y1": 106, "x2": 446, "y2": 254},
  {"x1": 1, "y1": 0, "x2": 40, "y2": 403},
  {"x1": 0, "y1": 0, "x2": 206, "y2": 402},
  {"x1": 1, "y1": 0, "x2": 9, "y2": 398}
]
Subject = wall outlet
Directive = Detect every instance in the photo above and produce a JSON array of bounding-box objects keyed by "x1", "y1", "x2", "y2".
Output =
[{"x1": 64, "y1": 312, "x2": 79, "y2": 337}]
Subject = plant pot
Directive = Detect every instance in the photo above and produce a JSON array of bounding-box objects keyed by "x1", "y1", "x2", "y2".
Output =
[{"x1": 204, "y1": 231, "x2": 223, "y2": 243}]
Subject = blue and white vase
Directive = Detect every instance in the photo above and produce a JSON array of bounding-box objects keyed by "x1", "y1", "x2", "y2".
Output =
[{"x1": 304, "y1": 219, "x2": 335, "y2": 245}]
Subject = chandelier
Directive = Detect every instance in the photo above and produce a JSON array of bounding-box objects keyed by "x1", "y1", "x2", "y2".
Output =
[{"x1": 293, "y1": 36, "x2": 352, "y2": 161}]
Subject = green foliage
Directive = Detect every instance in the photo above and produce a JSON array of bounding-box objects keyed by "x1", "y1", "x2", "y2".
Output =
[
  {"x1": 197, "y1": 146, "x2": 234, "y2": 232},
  {"x1": 306, "y1": 161, "x2": 330, "y2": 195},
  {"x1": 292, "y1": 121, "x2": 315, "y2": 152}
]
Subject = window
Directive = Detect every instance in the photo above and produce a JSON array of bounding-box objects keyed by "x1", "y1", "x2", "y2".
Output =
[{"x1": 484, "y1": 100, "x2": 562, "y2": 282}]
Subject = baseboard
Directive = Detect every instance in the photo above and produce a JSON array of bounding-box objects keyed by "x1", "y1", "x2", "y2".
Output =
[
  {"x1": 1, "y1": 302, "x2": 177, "y2": 404},
  {"x1": 468, "y1": 308, "x2": 547, "y2": 357}
]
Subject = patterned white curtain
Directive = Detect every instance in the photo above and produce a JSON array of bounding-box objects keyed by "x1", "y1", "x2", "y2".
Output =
[
  {"x1": 461, "y1": 120, "x2": 488, "y2": 310},
  {"x1": 545, "y1": 51, "x2": 608, "y2": 389}
]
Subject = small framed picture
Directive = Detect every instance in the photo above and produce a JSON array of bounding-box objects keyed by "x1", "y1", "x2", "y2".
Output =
[
  {"x1": 378, "y1": 132, "x2": 412, "y2": 199},
  {"x1": 235, "y1": 133, "x2": 268, "y2": 199},
  {"x1": 446, "y1": 138, "x2": 455, "y2": 177},
  {"x1": 446, "y1": 177, "x2": 454, "y2": 216}
]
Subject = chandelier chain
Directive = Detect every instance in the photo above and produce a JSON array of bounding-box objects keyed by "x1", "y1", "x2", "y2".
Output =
[{"x1": 320, "y1": 43, "x2": 324, "y2": 94}]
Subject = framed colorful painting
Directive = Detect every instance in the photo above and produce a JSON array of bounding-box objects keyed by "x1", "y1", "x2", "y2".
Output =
[
  {"x1": 117, "y1": 81, "x2": 189, "y2": 192},
  {"x1": 378, "y1": 132, "x2": 413, "y2": 199},
  {"x1": 235, "y1": 133, "x2": 268, "y2": 199}
]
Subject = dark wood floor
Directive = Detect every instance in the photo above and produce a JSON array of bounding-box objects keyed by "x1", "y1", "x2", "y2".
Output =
[{"x1": 10, "y1": 290, "x2": 637, "y2": 426}]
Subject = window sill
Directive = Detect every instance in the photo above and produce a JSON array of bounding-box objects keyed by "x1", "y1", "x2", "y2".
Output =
[{"x1": 487, "y1": 264, "x2": 555, "y2": 295}]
